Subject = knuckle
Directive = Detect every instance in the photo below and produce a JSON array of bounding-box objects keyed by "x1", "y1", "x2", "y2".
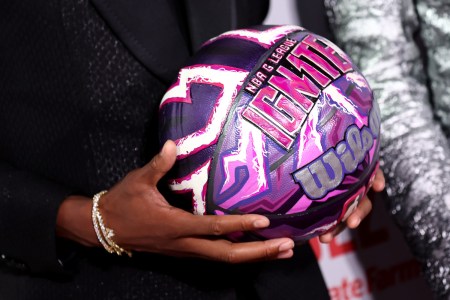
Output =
[
  {"x1": 149, "y1": 156, "x2": 160, "y2": 171},
  {"x1": 127, "y1": 169, "x2": 140, "y2": 179},
  {"x1": 209, "y1": 220, "x2": 225, "y2": 236},
  {"x1": 264, "y1": 240, "x2": 279, "y2": 257},
  {"x1": 359, "y1": 200, "x2": 372, "y2": 216},
  {"x1": 167, "y1": 223, "x2": 184, "y2": 239},
  {"x1": 366, "y1": 198, "x2": 373, "y2": 209},
  {"x1": 215, "y1": 242, "x2": 240, "y2": 264},
  {"x1": 240, "y1": 218, "x2": 250, "y2": 231},
  {"x1": 223, "y1": 249, "x2": 239, "y2": 264},
  {"x1": 264, "y1": 246, "x2": 275, "y2": 259}
]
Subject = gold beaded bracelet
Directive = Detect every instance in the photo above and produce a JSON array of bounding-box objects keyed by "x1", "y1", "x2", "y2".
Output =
[{"x1": 92, "y1": 190, "x2": 132, "y2": 257}]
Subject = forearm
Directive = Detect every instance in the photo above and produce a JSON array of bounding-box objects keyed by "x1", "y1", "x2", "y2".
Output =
[
  {"x1": 0, "y1": 161, "x2": 74, "y2": 273},
  {"x1": 415, "y1": 0, "x2": 450, "y2": 132},
  {"x1": 324, "y1": 0, "x2": 450, "y2": 215},
  {"x1": 324, "y1": 0, "x2": 446, "y2": 198}
]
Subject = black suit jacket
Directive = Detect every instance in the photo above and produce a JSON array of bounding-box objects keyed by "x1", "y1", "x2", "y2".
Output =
[
  {"x1": 90, "y1": 0, "x2": 271, "y2": 83},
  {"x1": 0, "y1": 1, "x2": 329, "y2": 299}
]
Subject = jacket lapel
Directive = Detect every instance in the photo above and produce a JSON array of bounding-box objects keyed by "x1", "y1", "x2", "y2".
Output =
[
  {"x1": 90, "y1": 0, "x2": 190, "y2": 84},
  {"x1": 183, "y1": 0, "x2": 270, "y2": 51},
  {"x1": 90, "y1": 0, "x2": 268, "y2": 84}
]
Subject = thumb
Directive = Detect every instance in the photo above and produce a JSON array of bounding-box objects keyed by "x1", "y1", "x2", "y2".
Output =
[{"x1": 144, "y1": 140, "x2": 177, "y2": 184}]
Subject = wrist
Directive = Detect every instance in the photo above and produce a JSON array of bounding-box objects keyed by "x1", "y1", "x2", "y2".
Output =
[
  {"x1": 92, "y1": 190, "x2": 132, "y2": 257},
  {"x1": 56, "y1": 195, "x2": 100, "y2": 247}
]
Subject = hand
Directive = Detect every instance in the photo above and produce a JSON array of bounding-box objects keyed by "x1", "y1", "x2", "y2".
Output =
[
  {"x1": 318, "y1": 167, "x2": 385, "y2": 243},
  {"x1": 58, "y1": 140, "x2": 295, "y2": 263}
]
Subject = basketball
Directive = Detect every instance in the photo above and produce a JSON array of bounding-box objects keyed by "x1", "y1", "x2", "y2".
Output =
[{"x1": 158, "y1": 25, "x2": 380, "y2": 242}]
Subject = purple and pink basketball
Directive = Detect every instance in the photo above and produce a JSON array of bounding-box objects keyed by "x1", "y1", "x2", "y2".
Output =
[{"x1": 159, "y1": 25, "x2": 380, "y2": 242}]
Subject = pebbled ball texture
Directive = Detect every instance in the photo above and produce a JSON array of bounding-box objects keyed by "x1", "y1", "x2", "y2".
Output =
[{"x1": 159, "y1": 25, "x2": 380, "y2": 242}]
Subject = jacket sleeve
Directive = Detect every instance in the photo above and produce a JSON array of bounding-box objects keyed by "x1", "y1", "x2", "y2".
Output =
[
  {"x1": 415, "y1": 0, "x2": 450, "y2": 133},
  {"x1": 0, "y1": 161, "x2": 74, "y2": 274},
  {"x1": 324, "y1": 0, "x2": 450, "y2": 297}
]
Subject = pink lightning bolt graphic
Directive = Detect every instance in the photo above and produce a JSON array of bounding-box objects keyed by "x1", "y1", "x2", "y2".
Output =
[{"x1": 218, "y1": 116, "x2": 269, "y2": 209}]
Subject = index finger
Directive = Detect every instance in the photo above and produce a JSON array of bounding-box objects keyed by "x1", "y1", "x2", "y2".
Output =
[{"x1": 173, "y1": 213, "x2": 271, "y2": 237}]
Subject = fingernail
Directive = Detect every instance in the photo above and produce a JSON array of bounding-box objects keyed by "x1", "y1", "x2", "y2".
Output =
[
  {"x1": 351, "y1": 217, "x2": 361, "y2": 228},
  {"x1": 253, "y1": 218, "x2": 269, "y2": 228},
  {"x1": 161, "y1": 140, "x2": 176, "y2": 157},
  {"x1": 161, "y1": 141, "x2": 170, "y2": 156},
  {"x1": 320, "y1": 233, "x2": 333, "y2": 244},
  {"x1": 278, "y1": 241, "x2": 294, "y2": 252}
]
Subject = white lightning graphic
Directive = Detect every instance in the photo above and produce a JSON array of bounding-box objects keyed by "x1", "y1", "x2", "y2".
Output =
[
  {"x1": 161, "y1": 65, "x2": 248, "y2": 159},
  {"x1": 204, "y1": 25, "x2": 304, "y2": 48},
  {"x1": 169, "y1": 160, "x2": 211, "y2": 215}
]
